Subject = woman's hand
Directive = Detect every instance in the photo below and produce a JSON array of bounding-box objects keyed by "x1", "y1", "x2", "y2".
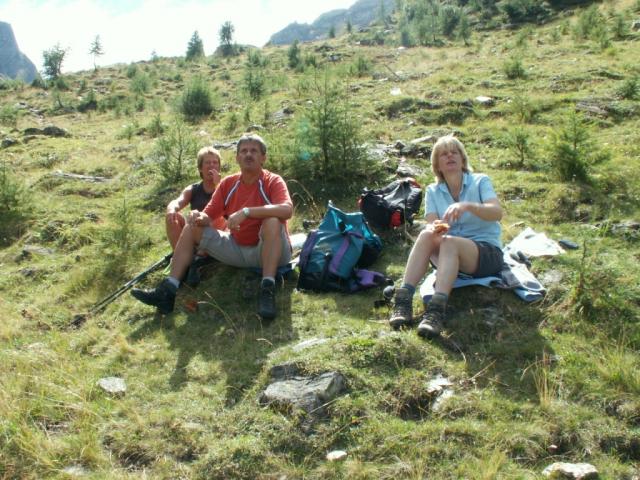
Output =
[
  {"x1": 442, "y1": 202, "x2": 471, "y2": 223},
  {"x1": 427, "y1": 219, "x2": 449, "y2": 235}
]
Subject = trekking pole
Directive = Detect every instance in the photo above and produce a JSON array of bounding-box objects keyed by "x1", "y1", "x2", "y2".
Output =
[{"x1": 71, "y1": 253, "x2": 172, "y2": 327}]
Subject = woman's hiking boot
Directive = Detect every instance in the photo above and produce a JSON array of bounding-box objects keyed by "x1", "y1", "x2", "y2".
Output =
[
  {"x1": 389, "y1": 287, "x2": 413, "y2": 330},
  {"x1": 416, "y1": 302, "x2": 446, "y2": 339},
  {"x1": 131, "y1": 278, "x2": 177, "y2": 314},
  {"x1": 258, "y1": 279, "x2": 276, "y2": 321}
]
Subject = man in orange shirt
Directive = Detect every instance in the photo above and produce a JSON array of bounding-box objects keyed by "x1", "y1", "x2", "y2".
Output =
[{"x1": 132, "y1": 133, "x2": 293, "y2": 321}]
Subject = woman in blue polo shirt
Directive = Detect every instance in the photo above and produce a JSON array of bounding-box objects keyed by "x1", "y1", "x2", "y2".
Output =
[{"x1": 389, "y1": 135, "x2": 503, "y2": 339}]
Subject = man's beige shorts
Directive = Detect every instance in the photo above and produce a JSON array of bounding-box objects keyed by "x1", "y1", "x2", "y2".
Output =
[{"x1": 199, "y1": 223, "x2": 291, "y2": 268}]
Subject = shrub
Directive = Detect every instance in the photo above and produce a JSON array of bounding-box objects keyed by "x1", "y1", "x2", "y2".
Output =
[
  {"x1": 130, "y1": 71, "x2": 151, "y2": 95},
  {"x1": 146, "y1": 114, "x2": 165, "y2": 137},
  {"x1": 501, "y1": 0, "x2": 547, "y2": 23},
  {"x1": 351, "y1": 55, "x2": 372, "y2": 77},
  {"x1": 617, "y1": 76, "x2": 639, "y2": 100},
  {"x1": 0, "y1": 161, "x2": 32, "y2": 245},
  {"x1": 77, "y1": 89, "x2": 98, "y2": 112},
  {"x1": 246, "y1": 49, "x2": 268, "y2": 68},
  {"x1": 179, "y1": 76, "x2": 215, "y2": 120},
  {"x1": 574, "y1": 5, "x2": 605, "y2": 40},
  {"x1": 503, "y1": 55, "x2": 526, "y2": 79},
  {"x1": 154, "y1": 118, "x2": 198, "y2": 183},
  {"x1": 611, "y1": 13, "x2": 629, "y2": 40},
  {"x1": 0, "y1": 104, "x2": 20, "y2": 129},
  {"x1": 288, "y1": 40, "x2": 301, "y2": 69},
  {"x1": 281, "y1": 76, "x2": 379, "y2": 199},
  {"x1": 399, "y1": 26, "x2": 414, "y2": 47},
  {"x1": 547, "y1": 110, "x2": 609, "y2": 183},
  {"x1": 439, "y1": 4, "x2": 461, "y2": 37},
  {"x1": 126, "y1": 63, "x2": 138, "y2": 79},
  {"x1": 504, "y1": 126, "x2": 534, "y2": 169},
  {"x1": 244, "y1": 68, "x2": 266, "y2": 100}
]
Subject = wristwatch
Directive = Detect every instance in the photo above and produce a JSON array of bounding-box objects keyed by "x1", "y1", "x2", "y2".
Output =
[{"x1": 242, "y1": 207, "x2": 250, "y2": 217}]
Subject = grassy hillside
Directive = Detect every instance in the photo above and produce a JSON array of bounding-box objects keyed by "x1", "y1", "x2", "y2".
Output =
[{"x1": 1, "y1": 1, "x2": 640, "y2": 478}]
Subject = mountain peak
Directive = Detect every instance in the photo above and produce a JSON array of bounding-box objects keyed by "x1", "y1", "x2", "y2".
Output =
[
  {"x1": 267, "y1": 0, "x2": 394, "y2": 46},
  {"x1": 0, "y1": 22, "x2": 38, "y2": 82}
]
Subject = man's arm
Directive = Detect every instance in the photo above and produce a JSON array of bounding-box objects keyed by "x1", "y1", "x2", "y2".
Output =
[{"x1": 167, "y1": 185, "x2": 193, "y2": 214}]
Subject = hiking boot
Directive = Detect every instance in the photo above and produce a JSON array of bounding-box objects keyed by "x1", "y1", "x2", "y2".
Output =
[
  {"x1": 416, "y1": 302, "x2": 446, "y2": 339},
  {"x1": 184, "y1": 256, "x2": 215, "y2": 288},
  {"x1": 131, "y1": 278, "x2": 176, "y2": 314},
  {"x1": 389, "y1": 287, "x2": 413, "y2": 330},
  {"x1": 258, "y1": 281, "x2": 276, "y2": 321}
]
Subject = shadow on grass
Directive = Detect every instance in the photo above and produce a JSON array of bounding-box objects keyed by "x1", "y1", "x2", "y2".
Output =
[
  {"x1": 439, "y1": 285, "x2": 556, "y2": 404},
  {"x1": 128, "y1": 263, "x2": 297, "y2": 405}
]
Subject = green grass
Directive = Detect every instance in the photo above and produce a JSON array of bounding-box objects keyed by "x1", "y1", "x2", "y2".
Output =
[{"x1": 1, "y1": 1, "x2": 640, "y2": 478}]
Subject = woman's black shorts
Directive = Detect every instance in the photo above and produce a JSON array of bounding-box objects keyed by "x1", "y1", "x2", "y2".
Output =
[{"x1": 472, "y1": 241, "x2": 504, "y2": 277}]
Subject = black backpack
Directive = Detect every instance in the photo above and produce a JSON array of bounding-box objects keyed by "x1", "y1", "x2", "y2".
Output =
[{"x1": 359, "y1": 178, "x2": 423, "y2": 231}]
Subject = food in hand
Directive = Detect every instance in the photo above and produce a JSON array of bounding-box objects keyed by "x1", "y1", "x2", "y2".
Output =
[{"x1": 433, "y1": 222, "x2": 450, "y2": 234}]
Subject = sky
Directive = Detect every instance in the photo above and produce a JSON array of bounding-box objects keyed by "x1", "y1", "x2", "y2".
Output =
[{"x1": 1, "y1": 0, "x2": 357, "y2": 73}]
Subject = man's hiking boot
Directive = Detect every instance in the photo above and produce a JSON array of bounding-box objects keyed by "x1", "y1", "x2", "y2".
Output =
[
  {"x1": 416, "y1": 302, "x2": 446, "y2": 339},
  {"x1": 131, "y1": 278, "x2": 177, "y2": 314},
  {"x1": 184, "y1": 256, "x2": 215, "y2": 288},
  {"x1": 258, "y1": 280, "x2": 276, "y2": 321},
  {"x1": 389, "y1": 287, "x2": 413, "y2": 330}
]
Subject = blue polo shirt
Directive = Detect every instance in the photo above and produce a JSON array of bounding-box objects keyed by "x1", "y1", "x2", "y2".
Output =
[{"x1": 425, "y1": 172, "x2": 502, "y2": 248}]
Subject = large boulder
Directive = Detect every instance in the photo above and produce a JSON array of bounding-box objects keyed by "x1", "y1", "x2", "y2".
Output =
[{"x1": 0, "y1": 22, "x2": 38, "y2": 83}]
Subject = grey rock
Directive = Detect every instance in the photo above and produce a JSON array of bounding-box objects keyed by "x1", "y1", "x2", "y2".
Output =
[
  {"x1": 632, "y1": 20, "x2": 640, "y2": 31},
  {"x1": 62, "y1": 465, "x2": 88, "y2": 477},
  {"x1": 293, "y1": 337, "x2": 329, "y2": 352},
  {"x1": 540, "y1": 269, "x2": 563, "y2": 288},
  {"x1": 272, "y1": 107, "x2": 294, "y2": 123},
  {"x1": 0, "y1": 22, "x2": 38, "y2": 82},
  {"x1": 542, "y1": 462, "x2": 598, "y2": 479},
  {"x1": 396, "y1": 161, "x2": 422, "y2": 178},
  {"x1": 97, "y1": 377, "x2": 127, "y2": 396},
  {"x1": 42, "y1": 125, "x2": 70, "y2": 137},
  {"x1": 410, "y1": 135, "x2": 436, "y2": 145},
  {"x1": 475, "y1": 95, "x2": 495, "y2": 106},
  {"x1": 260, "y1": 371, "x2": 347, "y2": 414},
  {"x1": 213, "y1": 140, "x2": 238, "y2": 150},
  {"x1": 1, "y1": 137, "x2": 19, "y2": 148},
  {"x1": 326, "y1": 450, "x2": 348, "y2": 461},
  {"x1": 269, "y1": 363, "x2": 303, "y2": 380},
  {"x1": 22, "y1": 245, "x2": 54, "y2": 256}
]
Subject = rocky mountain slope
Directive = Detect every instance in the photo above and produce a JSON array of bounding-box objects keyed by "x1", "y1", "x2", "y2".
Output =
[
  {"x1": 0, "y1": 21, "x2": 37, "y2": 82},
  {"x1": 268, "y1": 0, "x2": 395, "y2": 45}
]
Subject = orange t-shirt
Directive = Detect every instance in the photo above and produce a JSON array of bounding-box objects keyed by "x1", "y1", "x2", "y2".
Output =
[{"x1": 203, "y1": 170, "x2": 292, "y2": 246}]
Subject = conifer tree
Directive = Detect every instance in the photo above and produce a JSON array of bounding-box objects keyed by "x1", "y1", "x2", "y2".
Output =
[
  {"x1": 186, "y1": 31, "x2": 205, "y2": 61},
  {"x1": 89, "y1": 35, "x2": 104, "y2": 71}
]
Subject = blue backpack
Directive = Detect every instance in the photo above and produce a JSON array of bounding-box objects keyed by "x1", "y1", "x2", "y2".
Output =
[{"x1": 297, "y1": 202, "x2": 387, "y2": 293}]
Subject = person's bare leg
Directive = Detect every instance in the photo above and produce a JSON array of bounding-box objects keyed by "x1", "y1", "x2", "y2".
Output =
[
  {"x1": 418, "y1": 236, "x2": 479, "y2": 338},
  {"x1": 390, "y1": 229, "x2": 442, "y2": 329},
  {"x1": 433, "y1": 236, "x2": 479, "y2": 295},
  {"x1": 259, "y1": 218, "x2": 282, "y2": 278},
  {"x1": 402, "y1": 229, "x2": 442, "y2": 287},
  {"x1": 170, "y1": 224, "x2": 204, "y2": 281},
  {"x1": 166, "y1": 213, "x2": 185, "y2": 251}
]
